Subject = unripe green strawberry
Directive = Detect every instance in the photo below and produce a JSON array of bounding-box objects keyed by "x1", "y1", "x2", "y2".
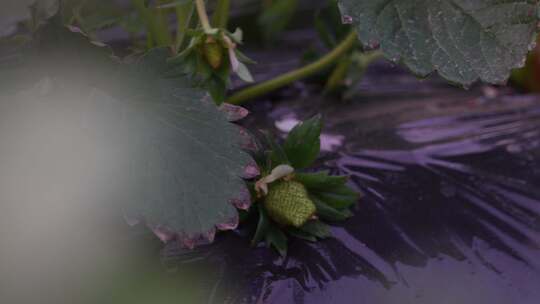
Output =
[
  {"x1": 264, "y1": 180, "x2": 316, "y2": 227},
  {"x1": 203, "y1": 38, "x2": 223, "y2": 69}
]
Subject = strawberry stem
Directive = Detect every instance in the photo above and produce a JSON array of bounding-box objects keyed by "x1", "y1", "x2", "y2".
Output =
[
  {"x1": 227, "y1": 31, "x2": 362, "y2": 105},
  {"x1": 195, "y1": 0, "x2": 212, "y2": 33}
]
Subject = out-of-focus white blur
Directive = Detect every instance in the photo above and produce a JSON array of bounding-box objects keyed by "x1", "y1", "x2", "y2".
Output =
[
  {"x1": 0, "y1": 75, "x2": 214, "y2": 303},
  {"x1": 0, "y1": 3, "x2": 217, "y2": 300},
  {"x1": 0, "y1": 77, "x2": 130, "y2": 302}
]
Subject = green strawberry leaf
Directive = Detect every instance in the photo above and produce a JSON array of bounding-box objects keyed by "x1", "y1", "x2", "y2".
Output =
[
  {"x1": 338, "y1": 0, "x2": 539, "y2": 86},
  {"x1": 117, "y1": 49, "x2": 254, "y2": 247},
  {"x1": 311, "y1": 183, "x2": 361, "y2": 210},
  {"x1": 0, "y1": 18, "x2": 255, "y2": 249},
  {"x1": 300, "y1": 220, "x2": 332, "y2": 239},
  {"x1": 311, "y1": 196, "x2": 353, "y2": 222},
  {"x1": 265, "y1": 225, "x2": 288, "y2": 256},
  {"x1": 296, "y1": 171, "x2": 361, "y2": 210},
  {"x1": 295, "y1": 171, "x2": 348, "y2": 191},
  {"x1": 283, "y1": 115, "x2": 322, "y2": 169},
  {"x1": 288, "y1": 228, "x2": 318, "y2": 242},
  {"x1": 262, "y1": 131, "x2": 289, "y2": 170},
  {"x1": 207, "y1": 75, "x2": 228, "y2": 104},
  {"x1": 252, "y1": 205, "x2": 270, "y2": 246}
]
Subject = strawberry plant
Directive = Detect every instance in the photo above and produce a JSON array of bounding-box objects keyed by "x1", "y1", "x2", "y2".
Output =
[
  {"x1": 247, "y1": 116, "x2": 360, "y2": 255},
  {"x1": 1, "y1": 0, "x2": 539, "y2": 255}
]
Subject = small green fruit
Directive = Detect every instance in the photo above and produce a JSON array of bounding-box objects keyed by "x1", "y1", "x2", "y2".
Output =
[
  {"x1": 203, "y1": 38, "x2": 224, "y2": 69},
  {"x1": 264, "y1": 180, "x2": 316, "y2": 227}
]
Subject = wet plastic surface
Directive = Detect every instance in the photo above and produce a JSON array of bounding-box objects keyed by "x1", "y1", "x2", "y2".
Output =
[{"x1": 165, "y1": 63, "x2": 540, "y2": 303}]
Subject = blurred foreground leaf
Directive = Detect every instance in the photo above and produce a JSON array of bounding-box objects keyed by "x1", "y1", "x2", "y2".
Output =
[{"x1": 0, "y1": 17, "x2": 254, "y2": 249}]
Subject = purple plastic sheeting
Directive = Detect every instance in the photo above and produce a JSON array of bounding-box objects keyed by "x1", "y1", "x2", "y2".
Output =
[{"x1": 164, "y1": 75, "x2": 540, "y2": 303}]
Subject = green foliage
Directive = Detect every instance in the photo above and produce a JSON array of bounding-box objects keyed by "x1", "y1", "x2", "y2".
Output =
[
  {"x1": 283, "y1": 115, "x2": 322, "y2": 169},
  {"x1": 66, "y1": 1, "x2": 131, "y2": 34},
  {"x1": 511, "y1": 35, "x2": 540, "y2": 92},
  {"x1": 311, "y1": 0, "x2": 375, "y2": 94},
  {"x1": 2, "y1": 0, "x2": 539, "y2": 257},
  {"x1": 169, "y1": 27, "x2": 254, "y2": 104},
  {"x1": 116, "y1": 48, "x2": 254, "y2": 247},
  {"x1": 338, "y1": 0, "x2": 540, "y2": 86},
  {"x1": 0, "y1": 16, "x2": 254, "y2": 249},
  {"x1": 251, "y1": 204, "x2": 271, "y2": 245},
  {"x1": 15, "y1": 0, "x2": 255, "y2": 102},
  {"x1": 212, "y1": 0, "x2": 231, "y2": 29},
  {"x1": 295, "y1": 171, "x2": 348, "y2": 190},
  {"x1": 249, "y1": 117, "x2": 361, "y2": 255},
  {"x1": 262, "y1": 131, "x2": 289, "y2": 169},
  {"x1": 132, "y1": 0, "x2": 172, "y2": 47},
  {"x1": 21, "y1": 0, "x2": 536, "y2": 103},
  {"x1": 297, "y1": 171, "x2": 359, "y2": 217},
  {"x1": 264, "y1": 223, "x2": 289, "y2": 256},
  {"x1": 258, "y1": 0, "x2": 299, "y2": 42},
  {"x1": 299, "y1": 220, "x2": 331, "y2": 239},
  {"x1": 312, "y1": 196, "x2": 353, "y2": 222}
]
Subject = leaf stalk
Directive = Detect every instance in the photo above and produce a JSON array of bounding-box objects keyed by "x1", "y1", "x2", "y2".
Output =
[
  {"x1": 227, "y1": 30, "x2": 359, "y2": 105},
  {"x1": 195, "y1": 0, "x2": 212, "y2": 32}
]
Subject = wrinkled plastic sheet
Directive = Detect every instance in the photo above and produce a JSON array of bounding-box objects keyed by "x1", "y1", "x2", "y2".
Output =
[{"x1": 165, "y1": 81, "x2": 540, "y2": 304}]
